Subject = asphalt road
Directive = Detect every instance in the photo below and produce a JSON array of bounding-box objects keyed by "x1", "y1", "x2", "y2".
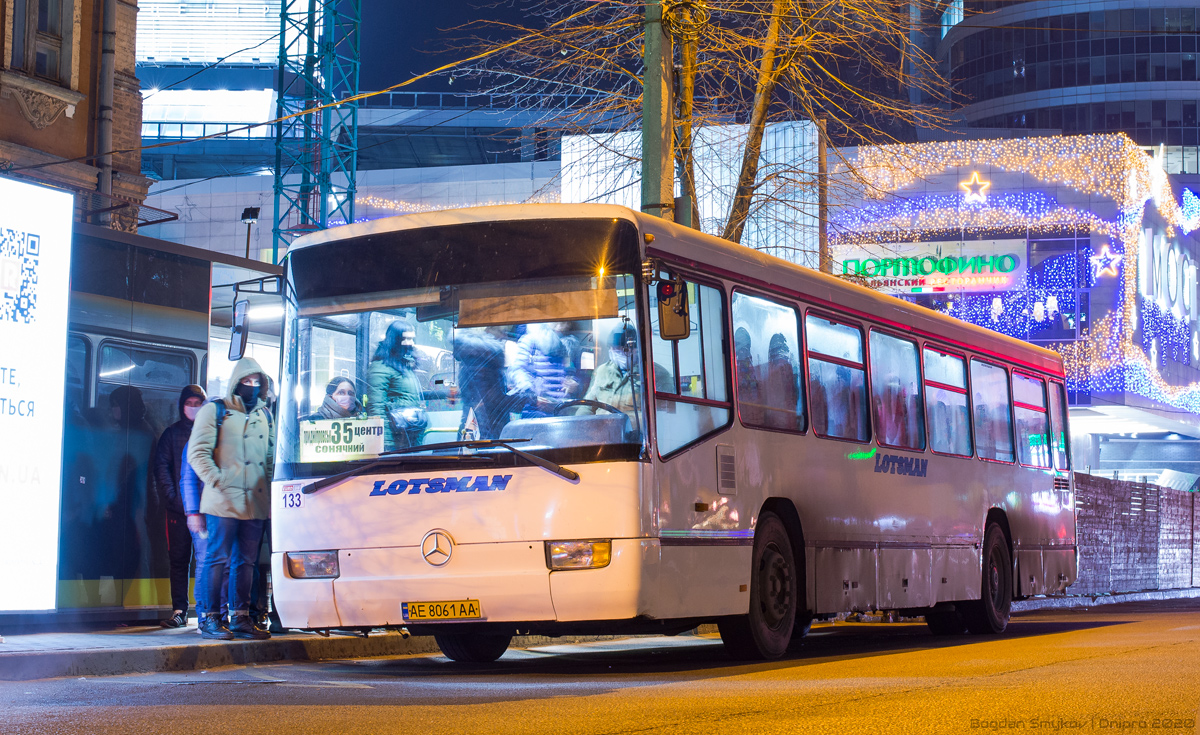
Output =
[{"x1": 4, "y1": 600, "x2": 1200, "y2": 735}]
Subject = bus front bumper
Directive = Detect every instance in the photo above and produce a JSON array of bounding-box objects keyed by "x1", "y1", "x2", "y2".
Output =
[{"x1": 272, "y1": 538, "x2": 657, "y2": 630}]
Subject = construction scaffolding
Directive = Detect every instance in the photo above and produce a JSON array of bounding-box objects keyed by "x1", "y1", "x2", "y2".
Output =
[{"x1": 272, "y1": 0, "x2": 360, "y2": 263}]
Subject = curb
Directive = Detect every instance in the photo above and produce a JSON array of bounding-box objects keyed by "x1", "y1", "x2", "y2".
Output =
[
  {"x1": 1013, "y1": 587, "x2": 1200, "y2": 612},
  {"x1": 0, "y1": 631, "x2": 635, "y2": 682}
]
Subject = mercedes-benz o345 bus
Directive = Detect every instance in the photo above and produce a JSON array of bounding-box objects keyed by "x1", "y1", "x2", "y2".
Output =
[{"x1": 271, "y1": 204, "x2": 1076, "y2": 661}]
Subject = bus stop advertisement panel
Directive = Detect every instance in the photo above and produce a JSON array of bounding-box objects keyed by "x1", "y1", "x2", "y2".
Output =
[{"x1": 0, "y1": 177, "x2": 74, "y2": 613}]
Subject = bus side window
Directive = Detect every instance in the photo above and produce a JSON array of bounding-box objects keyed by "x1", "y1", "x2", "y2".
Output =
[
  {"x1": 1048, "y1": 381, "x2": 1071, "y2": 470},
  {"x1": 868, "y1": 331, "x2": 924, "y2": 450},
  {"x1": 969, "y1": 359, "x2": 1015, "y2": 463},
  {"x1": 731, "y1": 292, "x2": 804, "y2": 432},
  {"x1": 1013, "y1": 373, "x2": 1051, "y2": 468},
  {"x1": 922, "y1": 347, "x2": 971, "y2": 457},
  {"x1": 805, "y1": 314, "x2": 869, "y2": 442},
  {"x1": 649, "y1": 279, "x2": 731, "y2": 455}
]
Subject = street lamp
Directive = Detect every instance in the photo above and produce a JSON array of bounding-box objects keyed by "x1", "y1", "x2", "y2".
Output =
[{"x1": 241, "y1": 206, "x2": 260, "y2": 259}]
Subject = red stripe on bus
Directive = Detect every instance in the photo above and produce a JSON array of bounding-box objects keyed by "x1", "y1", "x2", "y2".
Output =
[{"x1": 645, "y1": 247, "x2": 1064, "y2": 379}]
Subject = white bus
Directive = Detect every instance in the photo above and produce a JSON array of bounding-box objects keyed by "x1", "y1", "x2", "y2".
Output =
[{"x1": 270, "y1": 204, "x2": 1077, "y2": 661}]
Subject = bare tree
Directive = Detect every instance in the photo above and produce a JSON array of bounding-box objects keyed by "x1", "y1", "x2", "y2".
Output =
[{"x1": 447, "y1": 0, "x2": 949, "y2": 250}]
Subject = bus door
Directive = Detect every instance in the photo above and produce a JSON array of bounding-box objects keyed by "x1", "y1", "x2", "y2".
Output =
[{"x1": 646, "y1": 273, "x2": 748, "y2": 618}]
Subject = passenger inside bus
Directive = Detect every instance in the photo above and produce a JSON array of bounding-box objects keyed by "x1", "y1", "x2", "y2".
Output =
[
  {"x1": 734, "y1": 328, "x2": 765, "y2": 425},
  {"x1": 508, "y1": 322, "x2": 579, "y2": 418},
  {"x1": 367, "y1": 320, "x2": 427, "y2": 451},
  {"x1": 453, "y1": 325, "x2": 517, "y2": 440},
  {"x1": 761, "y1": 333, "x2": 800, "y2": 430},
  {"x1": 306, "y1": 377, "x2": 364, "y2": 420}
]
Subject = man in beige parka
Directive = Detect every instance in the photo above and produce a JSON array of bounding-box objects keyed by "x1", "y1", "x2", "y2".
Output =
[{"x1": 187, "y1": 357, "x2": 275, "y2": 640}]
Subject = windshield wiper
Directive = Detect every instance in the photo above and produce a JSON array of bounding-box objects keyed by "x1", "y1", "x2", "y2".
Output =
[{"x1": 300, "y1": 439, "x2": 578, "y2": 495}]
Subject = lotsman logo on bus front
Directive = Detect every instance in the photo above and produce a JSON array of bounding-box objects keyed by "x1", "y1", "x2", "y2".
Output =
[{"x1": 368, "y1": 475, "x2": 513, "y2": 496}]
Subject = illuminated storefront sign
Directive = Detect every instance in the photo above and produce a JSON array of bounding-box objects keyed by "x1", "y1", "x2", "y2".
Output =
[
  {"x1": 834, "y1": 239, "x2": 1027, "y2": 295},
  {"x1": 0, "y1": 177, "x2": 73, "y2": 612}
]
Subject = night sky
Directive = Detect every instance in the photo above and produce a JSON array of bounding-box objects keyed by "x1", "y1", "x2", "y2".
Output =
[{"x1": 360, "y1": 1, "x2": 524, "y2": 92}]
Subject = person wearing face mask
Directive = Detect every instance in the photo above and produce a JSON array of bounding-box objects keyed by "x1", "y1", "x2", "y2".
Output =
[
  {"x1": 152, "y1": 384, "x2": 207, "y2": 628},
  {"x1": 579, "y1": 323, "x2": 646, "y2": 423},
  {"x1": 306, "y1": 377, "x2": 363, "y2": 420},
  {"x1": 186, "y1": 358, "x2": 275, "y2": 641},
  {"x1": 367, "y1": 320, "x2": 426, "y2": 451}
]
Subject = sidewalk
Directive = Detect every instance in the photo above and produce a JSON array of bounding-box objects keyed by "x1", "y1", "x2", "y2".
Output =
[
  {"x1": 3, "y1": 588, "x2": 1199, "y2": 681},
  {"x1": 0, "y1": 622, "x2": 447, "y2": 681}
]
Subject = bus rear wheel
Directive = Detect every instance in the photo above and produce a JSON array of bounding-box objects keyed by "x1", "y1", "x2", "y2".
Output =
[
  {"x1": 718, "y1": 512, "x2": 796, "y2": 660},
  {"x1": 961, "y1": 523, "x2": 1012, "y2": 634},
  {"x1": 434, "y1": 632, "x2": 513, "y2": 662}
]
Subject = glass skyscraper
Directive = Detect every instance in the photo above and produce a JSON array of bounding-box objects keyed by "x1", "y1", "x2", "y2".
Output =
[{"x1": 941, "y1": 3, "x2": 1200, "y2": 178}]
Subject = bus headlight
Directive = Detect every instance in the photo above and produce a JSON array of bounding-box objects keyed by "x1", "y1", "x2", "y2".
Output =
[
  {"x1": 545, "y1": 540, "x2": 611, "y2": 570},
  {"x1": 285, "y1": 551, "x2": 340, "y2": 579}
]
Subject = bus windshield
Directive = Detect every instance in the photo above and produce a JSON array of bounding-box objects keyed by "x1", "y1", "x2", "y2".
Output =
[{"x1": 275, "y1": 217, "x2": 647, "y2": 479}]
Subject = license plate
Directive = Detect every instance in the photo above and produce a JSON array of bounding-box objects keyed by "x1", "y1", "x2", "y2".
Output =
[{"x1": 402, "y1": 599, "x2": 482, "y2": 622}]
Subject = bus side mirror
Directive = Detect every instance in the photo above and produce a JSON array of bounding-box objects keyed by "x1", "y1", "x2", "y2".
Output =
[
  {"x1": 229, "y1": 299, "x2": 249, "y2": 361},
  {"x1": 657, "y1": 277, "x2": 690, "y2": 341}
]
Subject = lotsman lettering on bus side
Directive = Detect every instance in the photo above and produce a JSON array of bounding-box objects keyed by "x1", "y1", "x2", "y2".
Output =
[
  {"x1": 872, "y1": 453, "x2": 929, "y2": 477},
  {"x1": 368, "y1": 476, "x2": 516, "y2": 497}
]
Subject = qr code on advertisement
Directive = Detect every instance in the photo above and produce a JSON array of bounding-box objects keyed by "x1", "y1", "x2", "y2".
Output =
[{"x1": 0, "y1": 228, "x2": 39, "y2": 324}]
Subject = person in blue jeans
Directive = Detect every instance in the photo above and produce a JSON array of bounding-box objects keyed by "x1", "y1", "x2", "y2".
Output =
[
  {"x1": 181, "y1": 439, "x2": 226, "y2": 626},
  {"x1": 186, "y1": 358, "x2": 275, "y2": 640}
]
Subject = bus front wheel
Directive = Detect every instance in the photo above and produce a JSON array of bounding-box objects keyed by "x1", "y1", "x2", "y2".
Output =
[
  {"x1": 718, "y1": 512, "x2": 796, "y2": 660},
  {"x1": 435, "y1": 632, "x2": 513, "y2": 663},
  {"x1": 961, "y1": 523, "x2": 1012, "y2": 634}
]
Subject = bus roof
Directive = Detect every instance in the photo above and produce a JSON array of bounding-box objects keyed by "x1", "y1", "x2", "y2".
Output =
[{"x1": 289, "y1": 203, "x2": 1063, "y2": 378}]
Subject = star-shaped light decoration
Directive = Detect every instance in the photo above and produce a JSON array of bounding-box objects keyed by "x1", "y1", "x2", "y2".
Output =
[
  {"x1": 959, "y1": 171, "x2": 991, "y2": 203},
  {"x1": 1090, "y1": 244, "x2": 1123, "y2": 278}
]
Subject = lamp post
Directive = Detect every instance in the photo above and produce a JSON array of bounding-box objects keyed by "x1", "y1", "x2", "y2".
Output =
[{"x1": 241, "y1": 207, "x2": 261, "y2": 260}]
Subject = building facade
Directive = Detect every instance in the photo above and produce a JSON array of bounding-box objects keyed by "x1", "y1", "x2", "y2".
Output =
[
  {"x1": 940, "y1": 2, "x2": 1200, "y2": 183},
  {"x1": 2, "y1": 0, "x2": 154, "y2": 227},
  {"x1": 831, "y1": 133, "x2": 1200, "y2": 485}
]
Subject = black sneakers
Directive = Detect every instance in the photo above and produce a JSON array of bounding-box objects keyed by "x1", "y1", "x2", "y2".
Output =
[
  {"x1": 229, "y1": 613, "x2": 271, "y2": 640},
  {"x1": 199, "y1": 613, "x2": 233, "y2": 640},
  {"x1": 160, "y1": 611, "x2": 188, "y2": 629}
]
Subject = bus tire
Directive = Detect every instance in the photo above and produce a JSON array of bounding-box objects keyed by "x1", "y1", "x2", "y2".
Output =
[
  {"x1": 961, "y1": 523, "x2": 1012, "y2": 634},
  {"x1": 434, "y1": 632, "x2": 513, "y2": 663},
  {"x1": 718, "y1": 512, "x2": 796, "y2": 659}
]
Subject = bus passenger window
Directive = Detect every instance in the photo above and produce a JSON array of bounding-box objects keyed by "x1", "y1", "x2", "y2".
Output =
[
  {"x1": 649, "y1": 279, "x2": 731, "y2": 455},
  {"x1": 1048, "y1": 381, "x2": 1071, "y2": 470},
  {"x1": 805, "y1": 314, "x2": 869, "y2": 442},
  {"x1": 732, "y1": 293, "x2": 804, "y2": 431},
  {"x1": 969, "y1": 359, "x2": 1015, "y2": 463},
  {"x1": 922, "y1": 348, "x2": 971, "y2": 457},
  {"x1": 868, "y1": 331, "x2": 924, "y2": 450},
  {"x1": 1013, "y1": 373, "x2": 1051, "y2": 468}
]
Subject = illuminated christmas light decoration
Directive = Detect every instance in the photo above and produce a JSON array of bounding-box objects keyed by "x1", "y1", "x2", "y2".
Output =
[
  {"x1": 326, "y1": 192, "x2": 563, "y2": 226},
  {"x1": 960, "y1": 171, "x2": 991, "y2": 203},
  {"x1": 833, "y1": 133, "x2": 1200, "y2": 418},
  {"x1": 1182, "y1": 189, "x2": 1200, "y2": 234},
  {"x1": 1090, "y1": 244, "x2": 1123, "y2": 278}
]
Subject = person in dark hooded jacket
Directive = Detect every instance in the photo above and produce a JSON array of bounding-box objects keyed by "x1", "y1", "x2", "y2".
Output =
[{"x1": 152, "y1": 384, "x2": 206, "y2": 628}]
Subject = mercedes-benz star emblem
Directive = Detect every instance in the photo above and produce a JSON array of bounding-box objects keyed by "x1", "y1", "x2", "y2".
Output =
[{"x1": 421, "y1": 529, "x2": 454, "y2": 567}]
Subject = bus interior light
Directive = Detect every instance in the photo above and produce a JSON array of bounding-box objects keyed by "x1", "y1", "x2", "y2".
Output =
[
  {"x1": 545, "y1": 540, "x2": 612, "y2": 570},
  {"x1": 285, "y1": 551, "x2": 340, "y2": 579}
]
